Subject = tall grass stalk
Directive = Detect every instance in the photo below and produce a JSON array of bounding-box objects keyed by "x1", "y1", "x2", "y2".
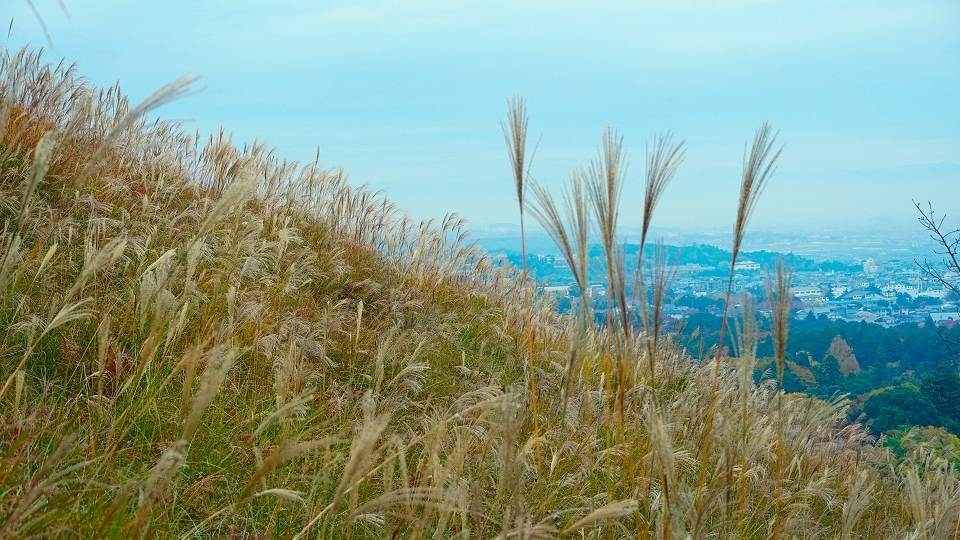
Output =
[
  {"x1": 585, "y1": 125, "x2": 630, "y2": 437},
  {"x1": 732, "y1": 292, "x2": 758, "y2": 533},
  {"x1": 766, "y1": 259, "x2": 793, "y2": 540},
  {"x1": 526, "y1": 172, "x2": 591, "y2": 410},
  {"x1": 693, "y1": 122, "x2": 782, "y2": 536},
  {"x1": 500, "y1": 96, "x2": 541, "y2": 465},
  {"x1": 634, "y1": 133, "x2": 685, "y2": 340}
]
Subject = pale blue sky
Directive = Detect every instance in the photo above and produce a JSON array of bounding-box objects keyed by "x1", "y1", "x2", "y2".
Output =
[{"x1": 6, "y1": 1, "x2": 960, "y2": 232}]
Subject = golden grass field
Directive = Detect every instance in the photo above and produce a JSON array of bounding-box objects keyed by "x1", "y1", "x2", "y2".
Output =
[{"x1": 1, "y1": 45, "x2": 959, "y2": 539}]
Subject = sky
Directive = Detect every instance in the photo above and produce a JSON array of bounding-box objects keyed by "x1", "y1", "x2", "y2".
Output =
[{"x1": 5, "y1": 1, "x2": 960, "y2": 234}]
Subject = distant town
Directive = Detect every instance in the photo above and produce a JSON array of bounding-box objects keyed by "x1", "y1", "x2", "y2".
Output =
[{"x1": 486, "y1": 239, "x2": 959, "y2": 329}]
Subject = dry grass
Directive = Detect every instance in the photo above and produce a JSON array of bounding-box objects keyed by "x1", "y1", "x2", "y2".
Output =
[{"x1": 0, "y1": 45, "x2": 958, "y2": 539}]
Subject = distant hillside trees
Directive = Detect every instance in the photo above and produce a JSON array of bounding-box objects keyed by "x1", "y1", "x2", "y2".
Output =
[{"x1": 863, "y1": 386, "x2": 943, "y2": 435}]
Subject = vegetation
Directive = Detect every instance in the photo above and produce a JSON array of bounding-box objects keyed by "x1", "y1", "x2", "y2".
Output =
[
  {"x1": 490, "y1": 243, "x2": 858, "y2": 283},
  {"x1": 677, "y1": 307, "x2": 960, "y2": 437},
  {"x1": 2, "y1": 44, "x2": 960, "y2": 539}
]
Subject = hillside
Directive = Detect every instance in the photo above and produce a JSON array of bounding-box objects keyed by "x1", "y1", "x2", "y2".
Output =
[{"x1": 1, "y1": 45, "x2": 959, "y2": 539}]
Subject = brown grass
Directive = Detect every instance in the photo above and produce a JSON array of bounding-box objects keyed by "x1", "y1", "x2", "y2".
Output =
[{"x1": 0, "y1": 45, "x2": 957, "y2": 539}]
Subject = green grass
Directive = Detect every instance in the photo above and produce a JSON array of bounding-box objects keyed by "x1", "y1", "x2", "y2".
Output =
[{"x1": 1, "y1": 44, "x2": 959, "y2": 539}]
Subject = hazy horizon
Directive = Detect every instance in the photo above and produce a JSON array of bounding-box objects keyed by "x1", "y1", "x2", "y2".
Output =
[{"x1": 6, "y1": 1, "x2": 959, "y2": 232}]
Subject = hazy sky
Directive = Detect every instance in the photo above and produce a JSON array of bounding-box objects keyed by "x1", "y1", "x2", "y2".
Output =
[{"x1": 6, "y1": 1, "x2": 960, "y2": 232}]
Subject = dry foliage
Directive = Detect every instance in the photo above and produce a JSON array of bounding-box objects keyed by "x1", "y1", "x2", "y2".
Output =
[{"x1": 0, "y1": 45, "x2": 958, "y2": 539}]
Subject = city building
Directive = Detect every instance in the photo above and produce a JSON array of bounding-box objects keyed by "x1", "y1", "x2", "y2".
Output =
[
  {"x1": 791, "y1": 286, "x2": 824, "y2": 304},
  {"x1": 734, "y1": 260, "x2": 760, "y2": 271}
]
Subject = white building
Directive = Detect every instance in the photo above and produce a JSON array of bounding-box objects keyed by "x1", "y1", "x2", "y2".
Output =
[
  {"x1": 930, "y1": 312, "x2": 959, "y2": 323},
  {"x1": 893, "y1": 283, "x2": 918, "y2": 296},
  {"x1": 588, "y1": 284, "x2": 607, "y2": 298},
  {"x1": 734, "y1": 260, "x2": 760, "y2": 271},
  {"x1": 543, "y1": 285, "x2": 571, "y2": 297},
  {"x1": 791, "y1": 286, "x2": 824, "y2": 304}
]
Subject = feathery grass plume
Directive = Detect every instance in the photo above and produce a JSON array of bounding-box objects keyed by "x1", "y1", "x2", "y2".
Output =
[
  {"x1": 585, "y1": 125, "x2": 633, "y2": 438},
  {"x1": 501, "y1": 95, "x2": 530, "y2": 217},
  {"x1": 0, "y1": 432, "x2": 82, "y2": 539},
  {"x1": 0, "y1": 284, "x2": 98, "y2": 400},
  {"x1": 732, "y1": 122, "x2": 782, "y2": 261},
  {"x1": 765, "y1": 260, "x2": 793, "y2": 387},
  {"x1": 715, "y1": 121, "x2": 783, "y2": 368},
  {"x1": 73, "y1": 75, "x2": 201, "y2": 190},
  {"x1": 64, "y1": 235, "x2": 128, "y2": 302},
  {"x1": 647, "y1": 404, "x2": 678, "y2": 537},
  {"x1": 255, "y1": 488, "x2": 306, "y2": 503},
  {"x1": 183, "y1": 343, "x2": 236, "y2": 441},
  {"x1": 560, "y1": 498, "x2": 638, "y2": 536},
  {"x1": 236, "y1": 437, "x2": 338, "y2": 506},
  {"x1": 254, "y1": 393, "x2": 314, "y2": 438},
  {"x1": 501, "y1": 95, "x2": 541, "y2": 463},
  {"x1": 18, "y1": 129, "x2": 56, "y2": 227},
  {"x1": 526, "y1": 172, "x2": 592, "y2": 409},
  {"x1": 644, "y1": 242, "x2": 681, "y2": 380},
  {"x1": 634, "y1": 133, "x2": 685, "y2": 336},
  {"x1": 131, "y1": 341, "x2": 236, "y2": 535},
  {"x1": 133, "y1": 440, "x2": 187, "y2": 538},
  {"x1": 841, "y1": 470, "x2": 874, "y2": 540},
  {"x1": 639, "y1": 132, "x2": 685, "y2": 254},
  {"x1": 716, "y1": 121, "x2": 782, "y2": 374},
  {"x1": 174, "y1": 341, "x2": 206, "y2": 416},
  {"x1": 330, "y1": 391, "x2": 391, "y2": 515},
  {"x1": 529, "y1": 168, "x2": 591, "y2": 311},
  {"x1": 567, "y1": 170, "x2": 591, "y2": 309},
  {"x1": 526, "y1": 177, "x2": 582, "y2": 297},
  {"x1": 0, "y1": 97, "x2": 11, "y2": 141},
  {"x1": 0, "y1": 225, "x2": 23, "y2": 292},
  {"x1": 898, "y1": 447, "x2": 960, "y2": 540},
  {"x1": 191, "y1": 165, "x2": 259, "y2": 243},
  {"x1": 586, "y1": 125, "x2": 628, "y2": 334}
]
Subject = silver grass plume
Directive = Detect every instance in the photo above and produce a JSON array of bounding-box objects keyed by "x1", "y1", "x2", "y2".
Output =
[
  {"x1": 765, "y1": 260, "x2": 793, "y2": 387},
  {"x1": 635, "y1": 133, "x2": 685, "y2": 337},
  {"x1": 732, "y1": 122, "x2": 782, "y2": 264},
  {"x1": 74, "y1": 74, "x2": 201, "y2": 189},
  {"x1": 501, "y1": 95, "x2": 530, "y2": 211},
  {"x1": 500, "y1": 95, "x2": 541, "y2": 464},
  {"x1": 587, "y1": 125, "x2": 628, "y2": 332},
  {"x1": 526, "y1": 170, "x2": 590, "y2": 309},
  {"x1": 645, "y1": 242, "x2": 681, "y2": 379}
]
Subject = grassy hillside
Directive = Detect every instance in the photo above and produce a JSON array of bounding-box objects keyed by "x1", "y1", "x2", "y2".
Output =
[{"x1": 1, "y1": 45, "x2": 959, "y2": 539}]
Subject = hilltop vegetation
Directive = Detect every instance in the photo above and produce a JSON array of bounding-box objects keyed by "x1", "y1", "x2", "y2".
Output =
[
  {"x1": 675, "y1": 310, "x2": 960, "y2": 438},
  {"x1": 2, "y1": 45, "x2": 960, "y2": 539}
]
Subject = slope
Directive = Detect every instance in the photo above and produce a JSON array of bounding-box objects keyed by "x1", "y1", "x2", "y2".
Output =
[{"x1": 0, "y1": 45, "x2": 957, "y2": 539}]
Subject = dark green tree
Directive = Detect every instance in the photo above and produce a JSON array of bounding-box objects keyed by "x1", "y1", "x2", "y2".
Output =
[
  {"x1": 863, "y1": 385, "x2": 943, "y2": 435},
  {"x1": 815, "y1": 354, "x2": 842, "y2": 387}
]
